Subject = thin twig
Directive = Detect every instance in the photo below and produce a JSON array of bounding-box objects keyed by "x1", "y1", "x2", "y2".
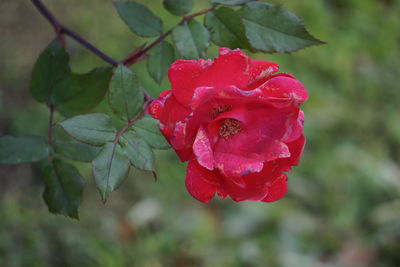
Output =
[
  {"x1": 61, "y1": 28, "x2": 120, "y2": 66},
  {"x1": 113, "y1": 99, "x2": 152, "y2": 144},
  {"x1": 123, "y1": 29, "x2": 173, "y2": 66},
  {"x1": 183, "y1": 6, "x2": 217, "y2": 21},
  {"x1": 31, "y1": 0, "x2": 217, "y2": 67},
  {"x1": 123, "y1": 6, "x2": 217, "y2": 66},
  {"x1": 31, "y1": 0, "x2": 120, "y2": 66}
]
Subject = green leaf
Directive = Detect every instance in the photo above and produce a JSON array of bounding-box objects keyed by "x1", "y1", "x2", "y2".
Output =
[
  {"x1": 43, "y1": 159, "x2": 84, "y2": 219},
  {"x1": 108, "y1": 65, "x2": 144, "y2": 121},
  {"x1": 59, "y1": 113, "x2": 116, "y2": 146},
  {"x1": 121, "y1": 132, "x2": 155, "y2": 171},
  {"x1": 239, "y1": 2, "x2": 325, "y2": 53},
  {"x1": 54, "y1": 140, "x2": 101, "y2": 162},
  {"x1": 92, "y1": 142, "x2": 130, "y2": 202},
  {"x1": 163, "y1": 0, "x2": 194, "y2": 16},
  {"x1": 147, "y1": 41, "x2": 175, "y2": 84},
  {"x1": 0, "y1": 136, "x2": 49, "y2": 164},
  {"x1": 131, "y1": 117, "x2": 170, "y2": 149},
  {"x1": 52, "y1": 67, "x2": 113, "y2": 117},
  {"x1": 30, "y1": 40, "x2": 71, "y2": 103},
  {"x1": 114, "y1": 1, "x2": 163, "y2": 37},
  {"x1": 172, "y1": 19, "x2": 210, "y2": 59},
  {"x1": 205, "y1": 7, "x2": 251, "y2": 50},
  {"x1": 211, "y1": 0, "x2": 255, "y2": 5}
]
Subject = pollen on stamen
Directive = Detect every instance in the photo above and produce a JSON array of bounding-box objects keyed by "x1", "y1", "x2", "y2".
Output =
[{"x1": 219, "y1": 119, "x2": 242, "y2": 138}]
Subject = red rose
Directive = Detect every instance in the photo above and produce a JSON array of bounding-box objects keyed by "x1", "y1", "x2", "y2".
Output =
[{"x1": 148, "y1": 48, "x2": 307, "y2": 203}]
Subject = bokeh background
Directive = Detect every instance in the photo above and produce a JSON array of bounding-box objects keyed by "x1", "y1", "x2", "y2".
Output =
[{"x1": 1, "y1": 0, "x2": 400, "y2": 266}]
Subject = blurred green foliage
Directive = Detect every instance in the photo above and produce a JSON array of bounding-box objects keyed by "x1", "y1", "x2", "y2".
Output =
[{"x1": 1, "y1": 0, "x2": 400, "y2": 266}]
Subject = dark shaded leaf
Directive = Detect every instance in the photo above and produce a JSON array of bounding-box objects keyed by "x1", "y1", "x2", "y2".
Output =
[
  {"x1": 239, "y1": 2, "x2": 325, "y2": 53},
  {"x1": 121, "y1": 132, "x2": 155, "y2": 171},
  {"x1": 132, "y1": 117, "x2": 170, "y2": 149},
  {"x1": 172, "y1": 19, "x2": 210, "y2": 59},
  {"x1": 205, "y1": 7, "x2": 251, "y2": 50},
  {"x1": 43, "y1": 159, "x2": 84, "y2": 219},
  {"x1": 108, "y1": 65, "x2": 144, "y2": 121},
  {"x1": 211, "y1": 0, "x2": 256, "y2": 5},
  {"x1": 114, "y1": 1, "x2": 163, "y2": 37},
  {"x1": 30, "y1": 40, "x2": 70, "y2": 103},
  {"x1": 54, "y1": 140, "x2": 101, "y2": 162},
  {"x1": 52, "y1": 67, "x2": 113, "y2": 117},
  {"x1": 59, "y1": 113, "x2": 116, "y2": 146},
  {"x1": 163, "y1": 0, "x2": 194, "y2": 16},
  {"x1": 147, "y1": 41, "x2": 175, "y2": 84},
  {"x1": 0, "y1": 136, "x2": 49, "y2": 164},
  {"x1": 92, "y1": 142, "x2": 130, "y2": 203}
]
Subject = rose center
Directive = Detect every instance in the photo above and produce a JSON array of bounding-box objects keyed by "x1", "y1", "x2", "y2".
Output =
[{"x1": 219, "y1": 119, "x2": 242, "y2": 138}]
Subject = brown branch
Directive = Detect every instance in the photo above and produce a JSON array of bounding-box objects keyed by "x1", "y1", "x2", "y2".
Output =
[
  {"x1": 31, "y1": 0, "x2": 218, "y2": 67},
  {"x1": 123, "y1": 6, "x2": 217, "y2": 66},
  {"x1": 113, "y1": 99, "x2": 152, "y2": 144},
  {"x1": 31, "y1": 0, "x2": 120, "y2": 66},
  {"x1": 122, "y1": 43, "x2": 148, "y2": 67}
]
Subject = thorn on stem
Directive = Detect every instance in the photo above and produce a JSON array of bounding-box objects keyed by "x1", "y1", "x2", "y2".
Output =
[{"x1": 54, "y1": 24, "x2": 66, "y2": 47}]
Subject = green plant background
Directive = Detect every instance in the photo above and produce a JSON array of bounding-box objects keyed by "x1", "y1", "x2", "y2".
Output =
[{"x1": 1, "y1": 0, "x2": 400, "y2": 266}]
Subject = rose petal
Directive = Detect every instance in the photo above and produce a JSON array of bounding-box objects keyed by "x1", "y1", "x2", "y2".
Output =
[
  {"x1": 151, "y1": 48, "x2": 307, "y2": 204},
  {"x1": 209, "y1": 48, "x2": 250, "y2": 89},
  {"x1": 190, "y1": 86, "x2": 215, "y2": 110},
  {"x1": 186, "y1": 160, "x2": 221, "y2": 203},
  {"x1": 160, "y1": 95, "x2": 190, "y2": 141},
  {"x1": 195, "y1": 84, "x2": 304, "y2": 109},
  {"x1": 148, "y1": 99, "x2": 164, "y2": 120},
  {"x1": 276, "y1": 134, "x2": 306, "y2": 171},
  {"x1": 262, "y1": 141, "x2": 291, "y2": 162},
  {"x1": 215, "y1": 85, "x2": 263, "y2": 102},
  {"x1": 288, "y1": 134, "x2": 306, "y2": 166},
  {"x1": 247, "y1": 59, "x2": 280, "y2": 89},
  {"x1": 262, "y1": 173, "x2": 288, "y2": 202},
  {"x1": 175, "y1": 147, "x2": 194, "y2": 162},
  {"x1": 212, "y1": 106, "x2": 248, "y2": 123},
  {"x1": 210, "y1": 106, "x2": 293, "y2": 163},
  {"x1": 282, "y1": 109, "x2": 304, "y2": 143},
  {"x1": 259, "y1": 75, "x2": 308, "y2": 104},
  {"x1": 147, "y1": 90, "x2": 171, "y2": 120},
  {"x1": 170, "y1": 121, "x2": 187, "y2": 150},
  {"x1": 193, "y1": 126, "x2": 214, "y2": 170},
  {"x1": 220, "y1": 164, "x2": 282, "y2": 202},
  {"x1": 169, "y1": 48, "x2": 251, "y2": 106},
  {"x1": 161, "y1": 95, "x2": 190, "y2": 126},
  {"x1": 170, "y1": 121, "x2": 198, "y2": 162},
  {"x1": 168, "y1": 60, "x2": 204, "y2": 106},
  {"x1": 214, "y1": 152, "x2": 264, "y2": 177}
]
